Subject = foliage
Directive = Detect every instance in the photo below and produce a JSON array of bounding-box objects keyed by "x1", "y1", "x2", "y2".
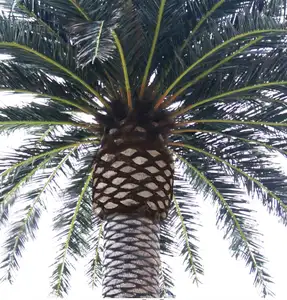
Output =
[{"x1": 0, "y1": 0, "x2": 287, "y2": 297}]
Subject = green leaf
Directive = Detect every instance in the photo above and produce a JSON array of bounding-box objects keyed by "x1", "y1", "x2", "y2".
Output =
[
  {"x1": 51, "y1": 147, "x2": 97, "y2": 296},
  {"x1": 52, "y1": 169, "x2": 93, "y2": 296},
  {"x1": 139, "y1": 0, "x2": 166, "y2": 99},
  {"x1": 173, "y1": 81, "x2": 287, "y2": 118},
  {"x1": 170, "y1": 142, "x2": 287, "y2": 223},
  {"x1": 173, "y1": 151, "x2": 273, "y2": 297},
  {"x1": 86, "y1": 221, "x2": 103, "y2": 289}
]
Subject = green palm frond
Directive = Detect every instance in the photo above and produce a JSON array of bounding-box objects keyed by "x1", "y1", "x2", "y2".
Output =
[
  {"x1": 1, "y1": 0, "x2": 287, "y2": 298},
  {"x1": 173, "y1": 151, "x2": 273, "y2": 297},
  {"x1": 0, "y1": 147, "x2": 78, "y2": 283},
  {"x1": 0, "y1": 123, "x2": 97, "y2": 228},
  {"x1": 0, "y1": 18, "x2": 109, "y2": 109},
  {"x1": 169, "y1": 176, "x2": 203, "y2": 285},
  {"x1": 155, "y1": 16, "x2": 287, "y2": 109},
  {"x1": 170, "y1": 139, "x2": 287, "y2": 223},
  {"x1": 0, "y1": 101, "x2": 84, "y2": 130},
  {"x1": 159, "y1": 261, "x2": 175, "y2": 298},
  {"x1": 159, "y1": 194, "x2": 177, "y2": 297},
  {"x1": 173, "y1": 128, "x2": 287, "y2": 157},
  {"x1": 70, "y1": 20, "x2": 115, "y2": 68},
  {"x1": 1, "y1": 0, "x2": 123, "y2": 41},
  {"x1": 51, "y1": 149, "x2": 96, "y2": 297},
  {"x1": 85, "y1": 219, "x2": 103, "y2": 289},
  {"x1": 0, "y1": 90, "x2": 95, "y2": 115}
]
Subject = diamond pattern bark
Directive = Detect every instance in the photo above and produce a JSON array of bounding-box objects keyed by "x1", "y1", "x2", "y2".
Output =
[
  {"x1": 102, "y1": 213, "x2": 161, "y2": 298},
  {"x1": 92, "y1": 124, "x2": 174, "y2": 220}
]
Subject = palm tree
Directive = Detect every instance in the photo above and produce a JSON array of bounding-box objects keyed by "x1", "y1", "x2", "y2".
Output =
[{"x1": 1, "y1": 0, "x2": 287, "y2": 298}]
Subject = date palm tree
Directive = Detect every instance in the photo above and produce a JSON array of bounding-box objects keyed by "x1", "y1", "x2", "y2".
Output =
[{"x1": 1, "y1": 0, "x2": 287, "y2": 298}]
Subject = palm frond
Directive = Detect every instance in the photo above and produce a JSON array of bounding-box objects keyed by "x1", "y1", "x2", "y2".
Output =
[
  {"x1": 0, "y1": 17, "x2": 109, "y2": 108},
  {"x1": 70, "y1": 20, "x2": 115, "y2": 68},
  {"x1": 85, "y1": 219, "x2": 103, "y2": 289},
  {"x1": 159, "y1": 260, "x2": 175, "y2": 298},
  {"x1": 111, "y1": 30, "x2": 132, "y2": 109},
  {"x1": 0, "y1": 100, "x2": 85, "y2": 130},
  {"x1": 177, "y1": 119, "x2": 287, "y2": 128},
  {"x1": 169, "y1": 175, "x2": 203, "y2": 284},
  {"x1": 159, "y1": 209, "x2": 177, "y2": 297},
  {"x1": 51, "y1": 146, "x2": 97, "y2": 296},
  {"x1": 173, "y1": 151, "x2": 273, "y2": 297},
  {"x1": 173, "y1": 128, "x2": 287, "y2": 157},
  {"x1": 155, "y1": 12, "x2": 287, "y2": 108},
  {"x1": 4, "y1": 0, "x2": 118, "y2": 39},
  {"x1": 173, "y1": 81, "x2": 287, "y2": 118},
  {"x1": 0, "y1": 126, "x2": 96, "y2": 228},
  {"x1": 139, "y1": 0, "x2": 166, "y2": 99},
  {"x1": 0, "y1": 90, "x2": 95, "y2": 115},
  {"x1": 0, "y1": 155, "x2": 51, "y2": 228},
  {"x1": 0, "y1": 147, "x2": 77, "y2": 282},
  {"x1": 170, "y1": 142, "x2": 287, "y2": 224}
]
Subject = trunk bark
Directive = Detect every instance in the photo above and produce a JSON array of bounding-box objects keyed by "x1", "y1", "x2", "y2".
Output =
[
  {"x1": 93, "y1": 123, "x2": 174, "y2": 297},
  {"x1": 102, "y1": 212, "x2": 161, "y2": 298}
]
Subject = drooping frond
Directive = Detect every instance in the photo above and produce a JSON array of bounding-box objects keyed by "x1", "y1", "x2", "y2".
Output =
[
  {"x1": 0, "y1": 148, "x2": 76, "y2": 283},
  {"x1": 168, "y1": 176, "x2": 203, "y2": 285},
  {"x1": 159, "y1": 209, "x2": 177, "y2": 297},
  {"x1": 0, "y1": 122, "x2": 98, "y2": 284},
  {"x1": 172, "y1": 150, "x2": 273, "y2": 297},
  {"x1": 159, "y1": 260, "x2": 175, "y2": 298},
  {"x1": 1, "y1": 0, "x2": 287, "y2": 297},
  {"x1": 51, "y1": 146, "x2": 97, "y2": 297},
  {"x1": 85, "y1": 218, "x2": 103, "y2": 289},
  {"x1": 0, "y1": 109, "x2": 99, "y2": 228}
]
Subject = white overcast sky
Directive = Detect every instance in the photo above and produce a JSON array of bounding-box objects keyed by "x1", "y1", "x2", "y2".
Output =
[{"x1": 0, "y1": 99, "x2": 287, "y2": 299}]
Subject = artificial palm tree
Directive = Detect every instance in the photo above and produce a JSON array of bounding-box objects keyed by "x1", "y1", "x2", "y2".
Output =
[{"x1": 1, "y1": 0, "x2": 287, "y2": 298}]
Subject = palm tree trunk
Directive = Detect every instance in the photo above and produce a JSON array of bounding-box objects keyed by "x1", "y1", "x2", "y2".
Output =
[
  {"x1": 92, "y1": 125, "x2": 174, "y2": 297},
  {"x1": 102, "y1": 212, "x2": 161, "y2": 298}
]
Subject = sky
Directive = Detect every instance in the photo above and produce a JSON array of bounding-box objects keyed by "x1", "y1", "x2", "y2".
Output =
[{"x1": 1, "y1": 100, "x2": 287, "y2": 299}]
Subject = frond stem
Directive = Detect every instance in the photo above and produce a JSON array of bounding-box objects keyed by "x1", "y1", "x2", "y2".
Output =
[
  {"x1": 92, "y1": 223, "x2": 103, "y2": 289},
  {"x1": 69, "y1": 0, "x2": 90, "y2": 20},
  {"x1": 94, "y1": 21, "x2": 104, "y2": 62},
  {"x1": 0, "y1": 121, "x2": 87, "y2": 127},
  {"x1": 139, "y1": 0, "x2": 166, "y2": 99},
  {"x1": 111, "y1": 31, "x2": 132, "y2": 110}
]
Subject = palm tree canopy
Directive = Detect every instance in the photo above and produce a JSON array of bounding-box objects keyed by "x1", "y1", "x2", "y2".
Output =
[{"x1": 1, "y1": 0, "x2": 287, "y2": 297}]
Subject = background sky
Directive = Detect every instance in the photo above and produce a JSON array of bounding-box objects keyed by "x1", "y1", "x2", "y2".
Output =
[{"x1": 0, "y1": 99, "x2": 287, "y2": 299}]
